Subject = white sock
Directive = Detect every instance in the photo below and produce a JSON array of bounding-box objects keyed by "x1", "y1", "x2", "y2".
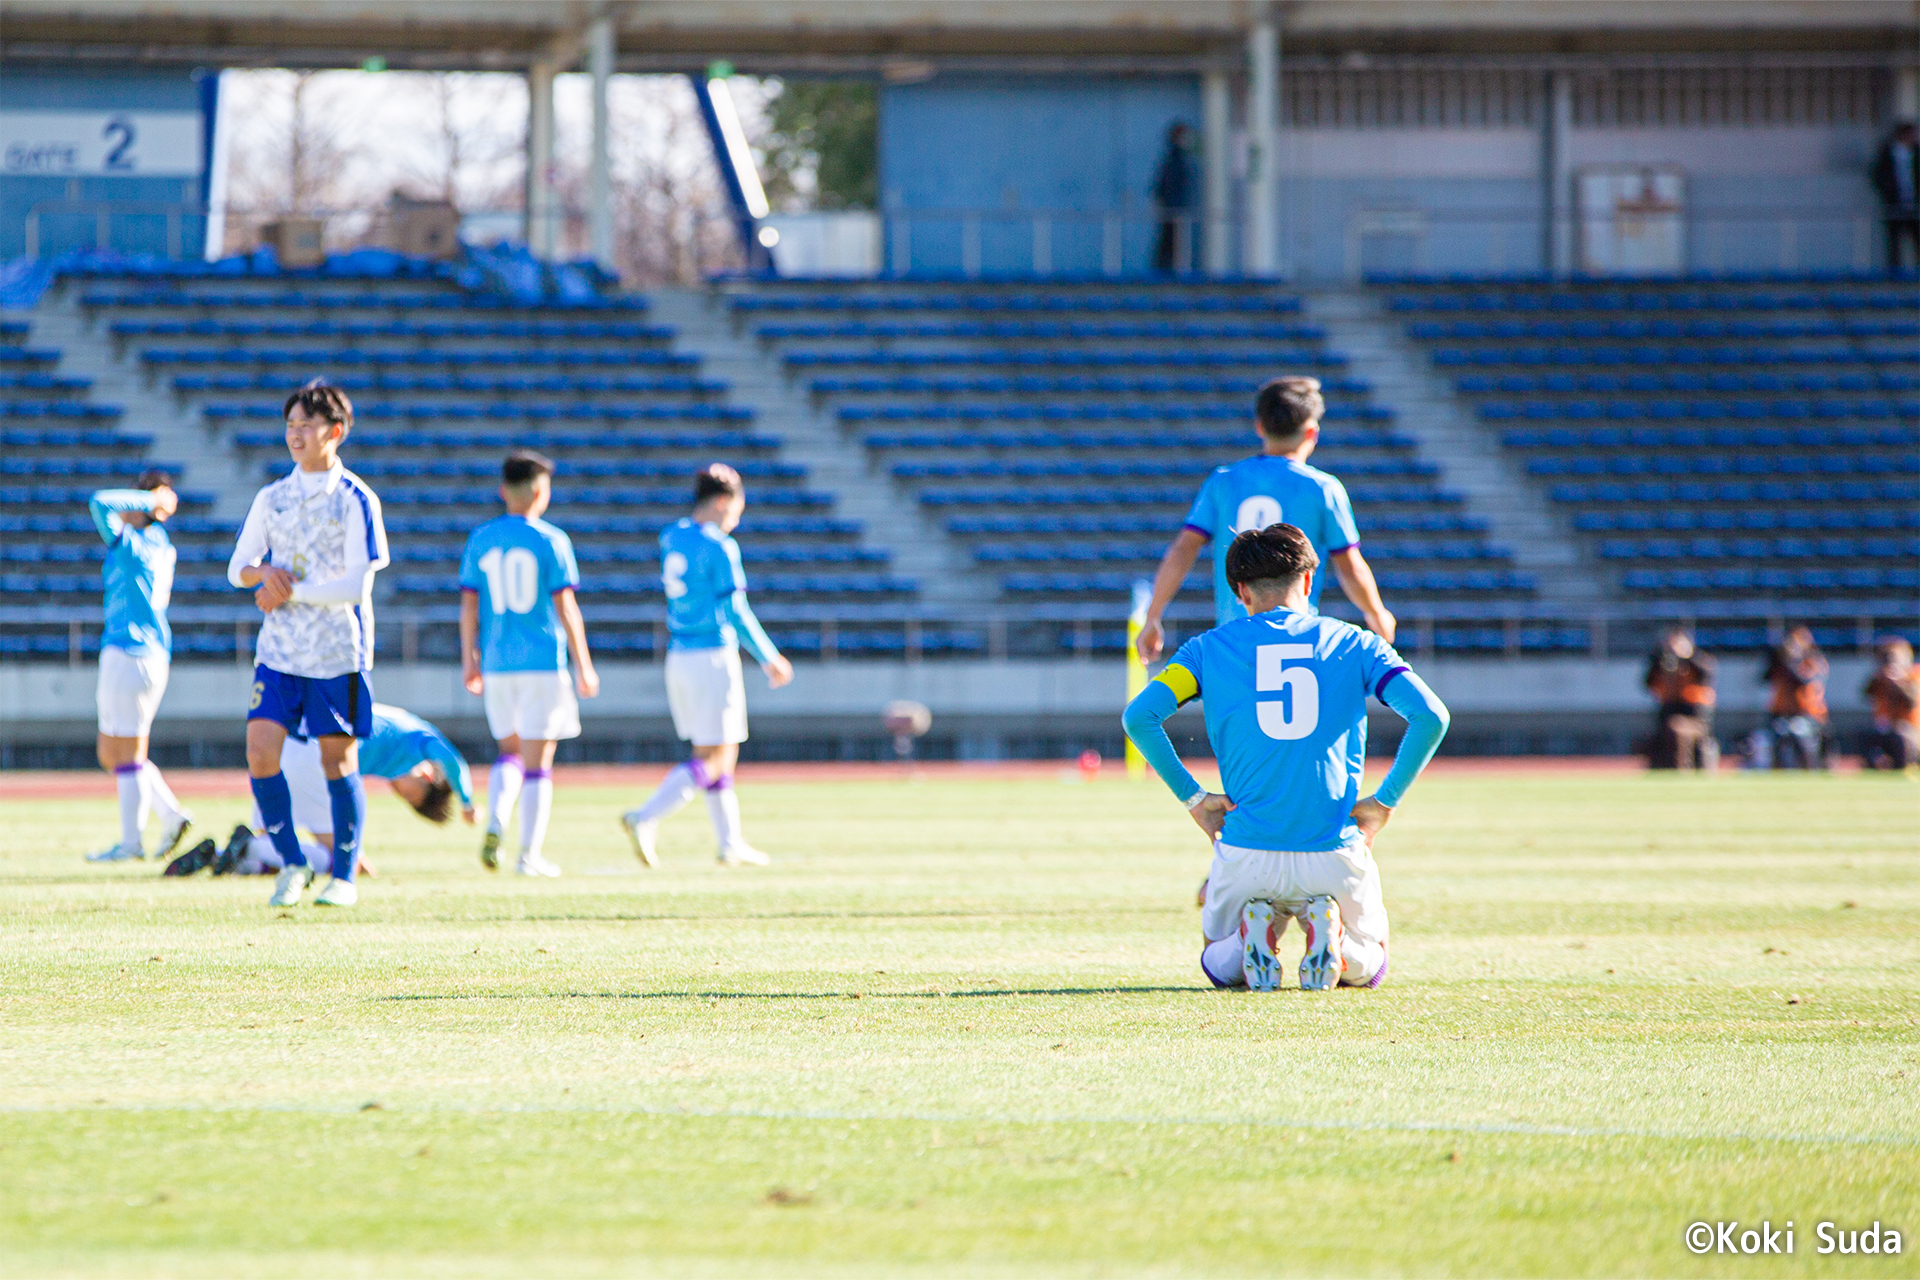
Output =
[
  {"x1": 519, "y1": 770, "x2": 553, "y2": 860},
  {"x1": 114, "y1": 763, "x2": 145, "y2": 851},
  {"x1": 1339, "y1": 936, "x2": 1388, "y2": 988},
  {"x1": 705, "y1": 783, "x2": 743, "y2": 853},
  {"x1": 142, "y1": 761, "x2": 183, "y2": 827},
  {"x1": 1202, "y1": 936, "x2": 1245, "y2": 988},
  {"x1": 630, "y1": 763, "x2": 701, "y2": 825},
  {"x1": 242, "y1": 834, "x2": 328, "y2": 875},
  {"x1": 487, "y1": 755, "x2": 525, "y2": 834}
]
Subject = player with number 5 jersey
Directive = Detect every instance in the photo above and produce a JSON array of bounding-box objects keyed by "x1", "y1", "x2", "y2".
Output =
[
  {"x1": 1123, "y1": 523, "x2": 1449, "y2": 993},
  {"x1": 459, "y1": 449, "x2": 599, "y2": 877}
]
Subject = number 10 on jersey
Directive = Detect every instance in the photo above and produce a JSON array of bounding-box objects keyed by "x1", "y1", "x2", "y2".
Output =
[
  {"x1": 1255, "y1": 644, "x2": 1320, "y2": 739},
  {"x1": 476, "y1": 546, "x2": 540, "y2": 614}
]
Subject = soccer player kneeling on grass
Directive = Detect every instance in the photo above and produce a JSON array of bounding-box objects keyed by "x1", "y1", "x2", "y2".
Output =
[
  {"x1": 1122, "y1": 523, "x2": 1449, "y2": 992},
  {"x1": 622, "y1": 464, "x2": 793, "y2": 867},
  {"x1": 228, "y1": 380, "x2": 389, "y2": 909},
  {"x1": 460, "y1": 449, "x2": 599, "y2": 877}
]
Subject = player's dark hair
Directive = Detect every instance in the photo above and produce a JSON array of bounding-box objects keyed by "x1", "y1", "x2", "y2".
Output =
[
  {"x1": 693, "y1": 462, "x2": 744, "y2": 505},
  {"x1": 134, "y1": 469, "x2": 173, "y2": 491},
  {"x1": 503, "y1": 448, "x2": 556, "y2": 489},
  {"x1": 1224, "y1": 522, "x2": 1320, "y2": 595},
  {"x1": 409, "y1": 776, "x2": 455, "y2": 824},
  {"x1": 1255, "y1": 376, "x2": 1324, "y2": 441},
  {"x1": 283, "y1": 378, "x2": 354, "y2": 434}
]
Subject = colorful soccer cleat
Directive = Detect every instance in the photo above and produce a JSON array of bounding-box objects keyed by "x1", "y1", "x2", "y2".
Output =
[
  {"x1": 314, "y1": 876, "x2": 359, "y2": 907},
  {"x1": 163, "y1": 838, "x2": 217, "y2": 877},
  {"x1": 212, "y1": 824, "x2": 253, "y2": 876},
  {"x1": 1241, "y1": 900, "x2": 1282, "y2": 992},
  {"x1": 1299, "y1": 895, "x2": 1347, "y2": 991},
  {"x1": 269, "y1": 864, "x2": 313, "y2": 907},
  {"x1": 620, "y1": 811, "x2": 659, "y2": 868},
  {"x1": 479, "y1": 827, "x2": 501, "y2": 872},
  {"x1": 153, "y1": 813, "x2": 195, "y2": 863}
]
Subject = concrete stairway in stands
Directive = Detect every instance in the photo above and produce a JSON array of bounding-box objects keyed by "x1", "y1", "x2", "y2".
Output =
[
  {"x1": 646, "y1": 286, "x2": 996, "y2": 611},
  {"x1": 1303, "y1": 286, "x2": 1604, "y2": 606},
  {"x1": 27, "y1": 286, "x2": 257, "y2": 519}
]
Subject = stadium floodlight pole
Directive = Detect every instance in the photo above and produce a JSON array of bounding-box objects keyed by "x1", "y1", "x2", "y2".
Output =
[
  {"x1": 588, "y1": 15, "x2": 615, "y2": 271},
  {"x1": 695, "y1": 72, "x2": 774, "y2": 273},
  {"x1": 1245, "y1": 7, "x2": 1279, "y2": 276}
]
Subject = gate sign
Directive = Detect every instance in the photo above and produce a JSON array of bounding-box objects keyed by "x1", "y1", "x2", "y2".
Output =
[{"x1": 1, "y1": 111, "x2": 201, "y2": 176}]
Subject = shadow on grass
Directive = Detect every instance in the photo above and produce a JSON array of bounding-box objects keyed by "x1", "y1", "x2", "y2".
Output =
[
  {"x1": 434, "y1": 907, "x2": 1182, "y2": 924},
  {"x1": 380, "y1": 985, "x2": 1210, "y2": 1002}
]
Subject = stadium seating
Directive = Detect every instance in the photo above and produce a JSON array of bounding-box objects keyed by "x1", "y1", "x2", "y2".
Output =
[
  {"x1": 1383, "y1": 273, "x2": 1920, "y2": 622},
  {"x1": 737, "y1": 276, "x2": 1518, "y2": 611}
]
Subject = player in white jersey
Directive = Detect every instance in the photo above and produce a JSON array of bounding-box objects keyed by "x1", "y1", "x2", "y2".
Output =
[
  {"x1": 458, "y1": 449, "x2": 599, "y2": 876},
  {"x1": 86, "y1": 470, "x2": 193, "y2": 864},
  {"x1": 227, "y1": 380, "x2": 389, "y2": 908},
  {"x1": 622, "y1": 464, "x2": 793, "y2": 867}
]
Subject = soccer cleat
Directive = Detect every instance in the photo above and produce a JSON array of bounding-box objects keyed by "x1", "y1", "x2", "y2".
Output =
[
  {"x1": 717, "y1": 844, "x2": 771, "y2": 867},
  {"x1": 1299, "y1": 895, "x2": 1347, "y2": 992},
  {"x1": 479, "y1": 827, "x2": 502, "y2": 872},
  {"x1": 314, "y1": 876, "x2": 358, "y2": 907},
  {"x1": 1241, "y1": 900, "x2": 1282, "y2": 991},
  {"x1": 620, "y1": 811, "x2": 659, "y2": 868},
  {"x1": 516, "y1": 853, "x2": 562, "y2": 877},
  {"x1": 212, "y1": 824, "x2": 253, "y2": 876},
  {"x1": 163, "y1": 838, "x2": 217, "y2": 877},
  {"x1": 153, "y1": 813, "x2": 195, "y2": 862},
  {"x1": 86, "y1": 843, "x2": 144, "y2": 863},
  {"x1": 269, "y1": 864, "x2": 313, "y2": 907}
]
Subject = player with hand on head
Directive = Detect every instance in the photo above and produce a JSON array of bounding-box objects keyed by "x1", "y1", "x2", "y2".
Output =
[
  {"x1": 1136, "y1": 375, "x2": 1395, "y2": 665},
  {"x1": 86, "y1": 470, "x2": 192, "y2": 864},
  {"x1": 622, "y1": 464, "x2": 793, "y2": 867},
  {"x1": 177, "y1": 702, "x2": 476, "y2": 877},
  {"x1": 1122, "y1": 523, "x2": 1448, "y2": 992},
  {"x1": 227, "y1": 380, "x2": 389, "y2": 908},
  {"x1": 459, "y1": 449, "x2": 598, "y2": 877}
]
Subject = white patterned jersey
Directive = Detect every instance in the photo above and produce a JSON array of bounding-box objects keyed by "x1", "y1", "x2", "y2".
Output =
[{"x1": 227, "y1": 464, "x2": 390, "y2": 679}]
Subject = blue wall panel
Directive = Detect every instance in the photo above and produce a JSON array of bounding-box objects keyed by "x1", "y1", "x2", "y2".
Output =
[
  {"x1": 880, "y1": 75, "x2": 1201, "y2": 276},
  {"x1": 0, "y1": 64, "x2": 209, "y2": 259}
]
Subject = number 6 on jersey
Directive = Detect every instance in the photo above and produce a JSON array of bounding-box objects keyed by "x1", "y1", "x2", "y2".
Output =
[{"x1": 1255, "y1": 643, "x2": 1319, "y2": 739}]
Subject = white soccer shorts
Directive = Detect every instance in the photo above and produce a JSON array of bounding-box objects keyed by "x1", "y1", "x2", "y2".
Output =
[
  {"x1": 1200, "y1": 838, "x2": 1389, "y2": 953},
  {"x1": 248, "y1": 734, "x2": 337, "y2": 836},
  {"x1": 96, "y1": 646, "x2": 170, "y2": 737},
  {"x1": 665, "y1": 646, "x2": 748, "y2": 746},
  {"x1": 482, "y1": 670, "x2": 582, "y2": 742}
]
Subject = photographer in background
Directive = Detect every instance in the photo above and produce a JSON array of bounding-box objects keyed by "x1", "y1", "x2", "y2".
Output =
[
  {"x1": 1862, "y1": 638, "x2": 1920, "y2": 773},
  {"x1": 1644, "y1": 627, "x2": 1718, "y2": 771}
]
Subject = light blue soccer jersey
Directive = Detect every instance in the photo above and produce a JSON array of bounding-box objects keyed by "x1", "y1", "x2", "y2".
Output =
[
  {"x1": 1183, "y1": 457, "x2": 1361, "y2": 624},
  {"x1": 90, "y1": 490, "x2": 176, "y2": 656},
  {"x1": 356, "y1": 703, "x2": 475, "y2": 809},
  {"x1": 458, "y1": 514, "x2": 580, "y2": 673},
  {"x1": 660, "y1": 518, "x2": 778, "y2": 663},
  {"x1": 1162, "y1": 609, "x2": 1409, "y2": 851}
]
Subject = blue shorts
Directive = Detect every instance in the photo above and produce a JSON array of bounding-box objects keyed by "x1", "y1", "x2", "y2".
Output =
[{"x1": 248, "y1": 665, "x2": 373, "y2": 739}]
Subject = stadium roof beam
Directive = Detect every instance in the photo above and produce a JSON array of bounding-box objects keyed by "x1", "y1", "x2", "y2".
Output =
[{"x1": 0, "y1": 2, "x2": 1911, "y2": 74}]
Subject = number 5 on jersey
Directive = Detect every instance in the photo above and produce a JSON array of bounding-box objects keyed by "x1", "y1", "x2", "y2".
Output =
[
  {"x1": 1256, "y1": 643, "x2": 1319, "y2": 740},
  {"x1": 477, "y1": 546, "x2": 540, "y2": 614}
]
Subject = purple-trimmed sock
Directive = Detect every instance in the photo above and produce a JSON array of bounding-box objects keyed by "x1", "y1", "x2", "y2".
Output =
[
  {"x1": 1368, "y1": 949, "x2": 1390, "y2": 989},
  {"x1": 114, "y1": 762, "x2": 145, "y2": 851}
]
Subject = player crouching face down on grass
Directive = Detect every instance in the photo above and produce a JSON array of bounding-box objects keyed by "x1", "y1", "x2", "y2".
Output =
[
  {"x1": 1122, "y1": 523, "x2": 1450, "y2": 992},
  {"x1": 622, "y1": 463, "x2": 793, "y2": 868},
  {"x1": 227, "y1": 379, "x2": 390, "y2": 908}
]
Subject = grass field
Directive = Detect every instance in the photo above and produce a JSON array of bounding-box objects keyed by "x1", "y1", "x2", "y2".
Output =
[{"x1": 2, "y1": 765, "x2": 1917, "y2": 1279}]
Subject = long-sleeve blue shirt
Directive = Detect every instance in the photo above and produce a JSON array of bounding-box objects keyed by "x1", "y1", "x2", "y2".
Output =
[
  {"x1": 89, "y1": 489, "x2": 176, "y2": 656},
  {"x1": 356, "y1": 704, "x2": 475, "y2": 809},
  {"x1": 660, "y1": 517, "x2": 779, "y2": 664}
]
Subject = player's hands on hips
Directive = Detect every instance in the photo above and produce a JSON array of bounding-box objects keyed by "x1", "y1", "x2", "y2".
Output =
[
  {"x1": 1367, "y1": 609, "x2": 1397, "y2": 645},
  {"x1": 1188, "y1": 793, "x2": 1235, "y2": 841},
  {"x1": 252, "y1": 564, "x2": 295, "y2": 613},
  {"x1": 1135, "y1": 617, "x2": 1165, "y2": 663},
  {"x1": 576, "y1": 663, "x2": 601, "y2": 699},
  {"x1": 764, "y1": 655, "x2": 794, "y2": 689},
  {"x1": 462, "y1": 660, "x2": 483, "y2": 696},
  {"x1": 1350, "y1": 796, "x2": 1392, "y2": 848}
]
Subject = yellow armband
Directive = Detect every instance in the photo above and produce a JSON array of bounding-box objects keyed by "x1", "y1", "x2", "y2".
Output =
[{"x1": 1152, "y1": 663, "x2": 1199, "y2": 704}]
